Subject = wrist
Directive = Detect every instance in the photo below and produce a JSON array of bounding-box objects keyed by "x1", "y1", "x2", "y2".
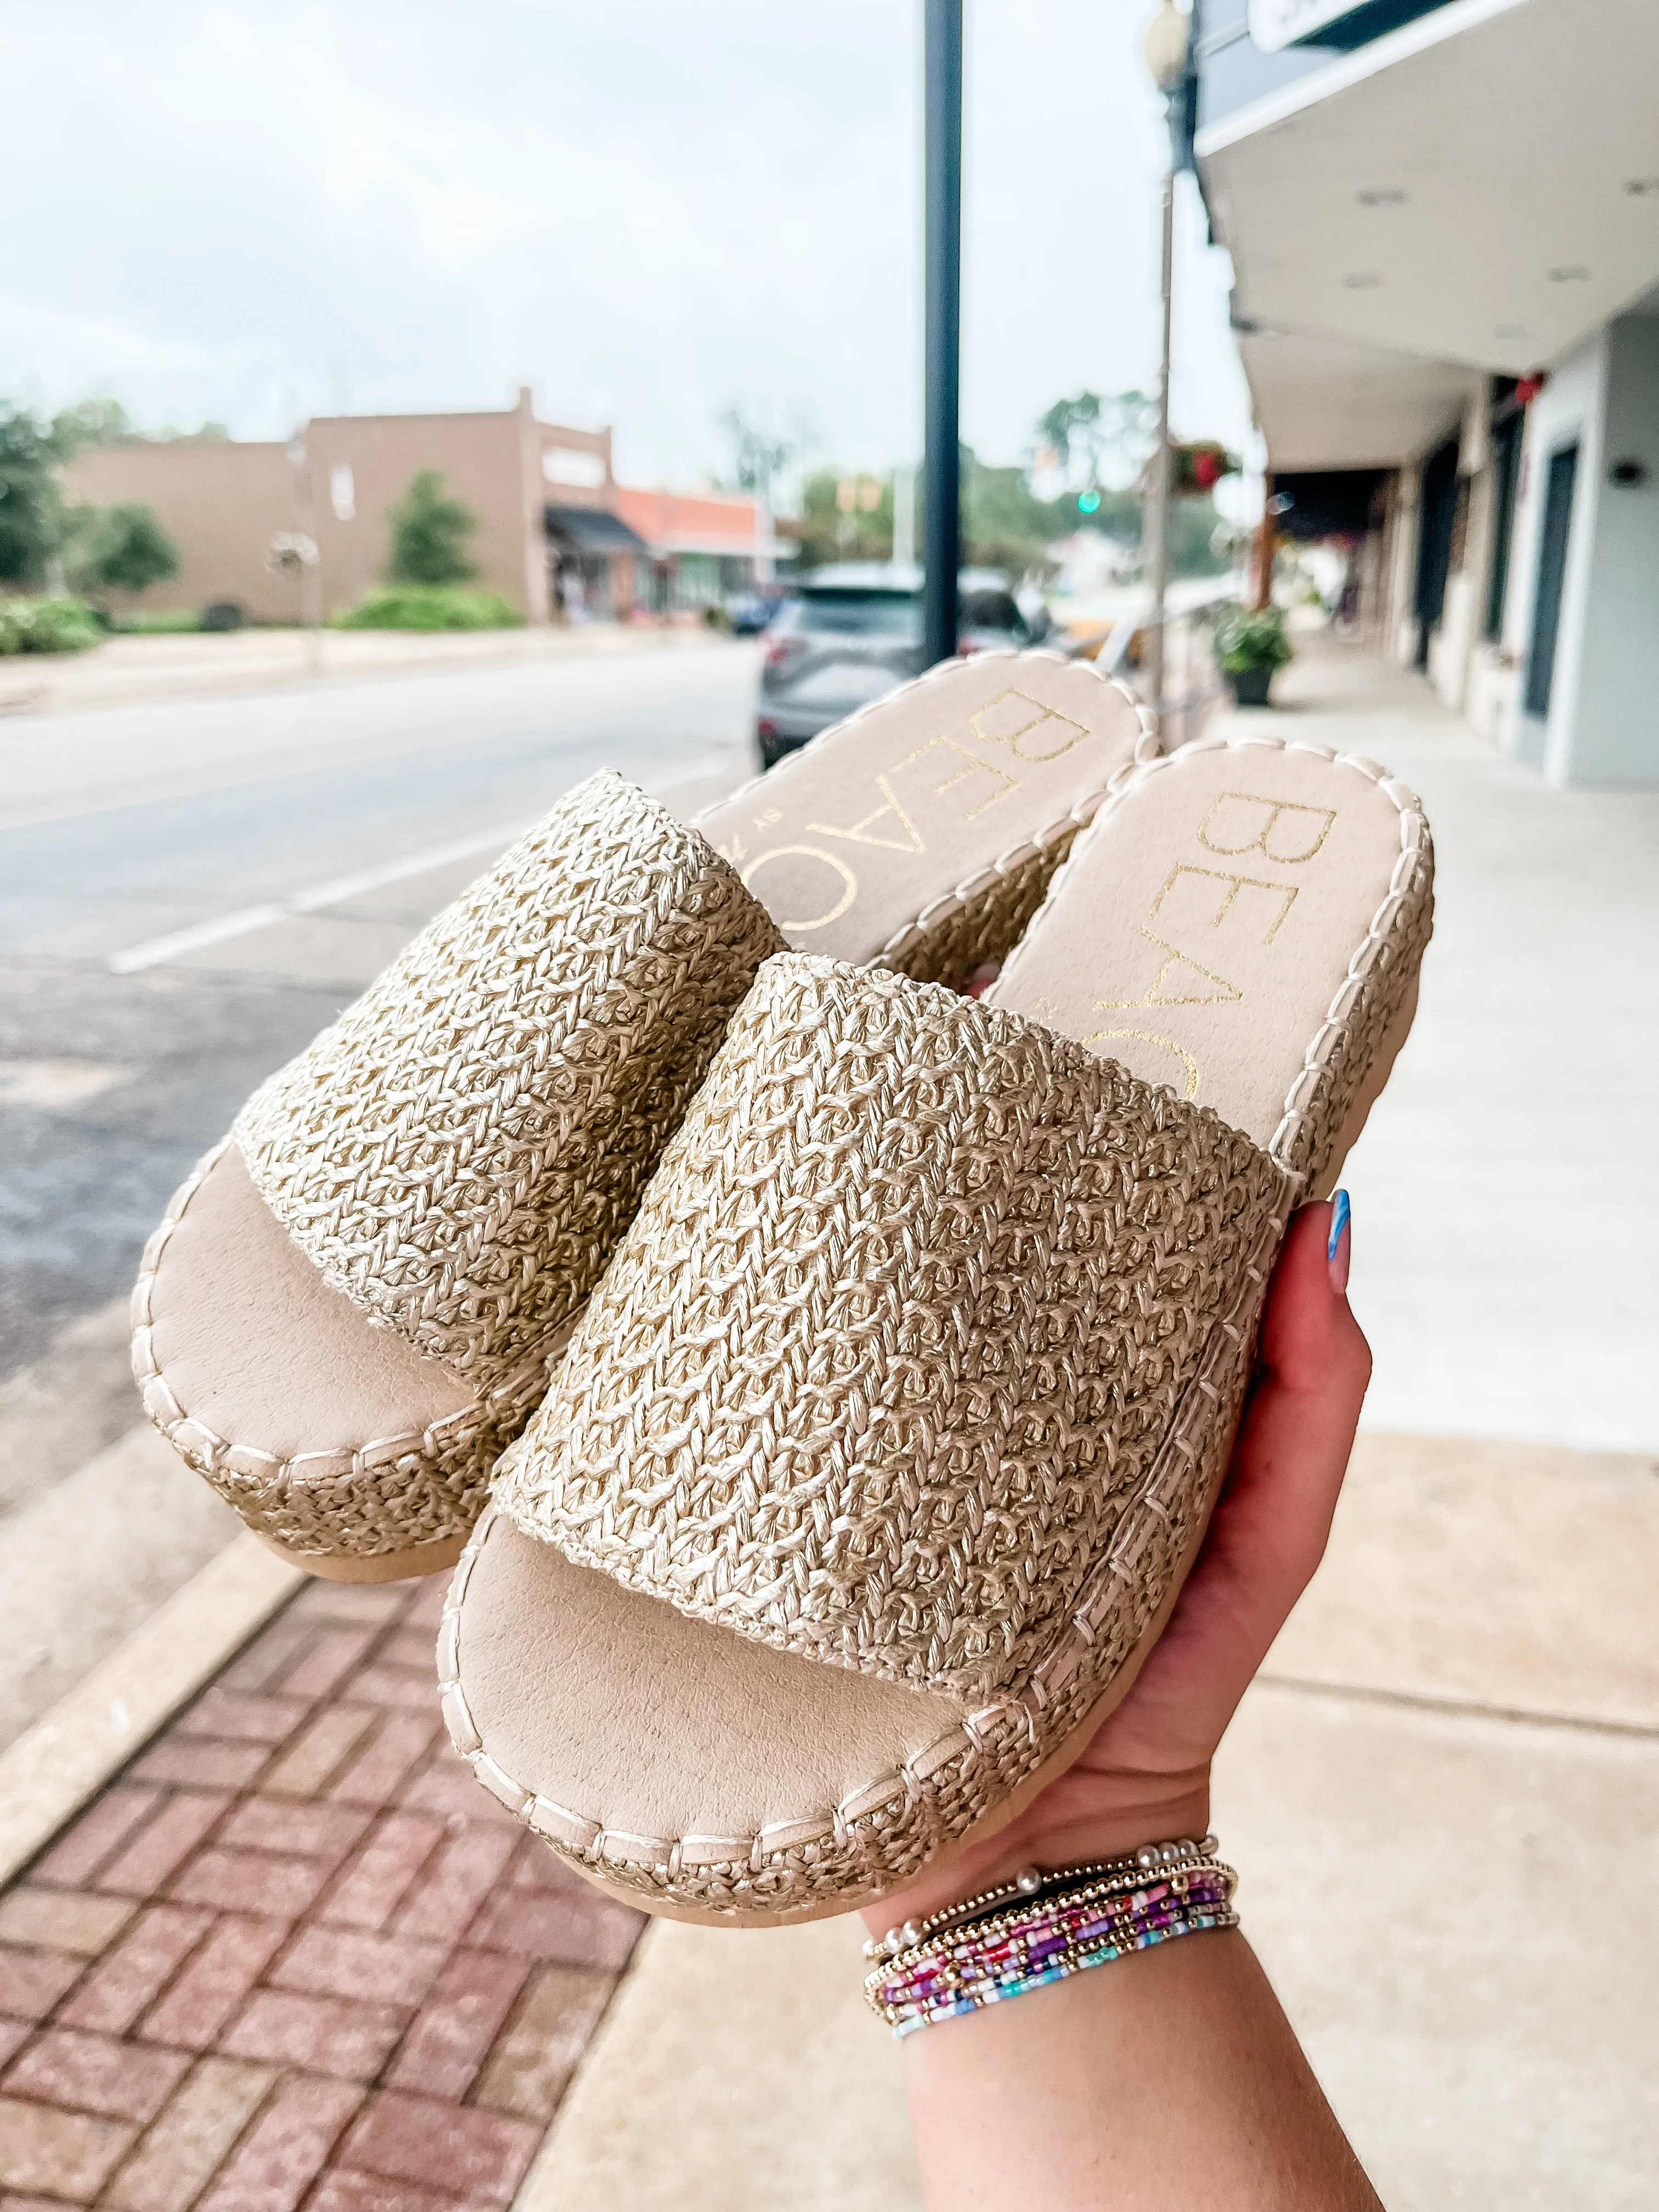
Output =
[
  {"x1": 859, "y1": 1775, "x2": 1212, "y2": 1937},
  {"x1": 862, "y1": 1832, "x2": 1238, "y2": 2040}
]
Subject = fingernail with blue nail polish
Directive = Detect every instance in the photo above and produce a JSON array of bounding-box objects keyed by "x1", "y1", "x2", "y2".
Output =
[{"x1": 1327, "y1": 1188, "x2": 1351, "y2": 1295}]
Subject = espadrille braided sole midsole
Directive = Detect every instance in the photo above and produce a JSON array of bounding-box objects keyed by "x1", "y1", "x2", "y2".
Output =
[
  {"x1": 136, "y1": 656, "x2": 1155, "y2": 1572},
  {"x1": 445, "y1": 733, "x2": 1431, "y2": 1915},
  {"x1": 257, "y1": 1528, "x2": 469, "y2": 1584}
]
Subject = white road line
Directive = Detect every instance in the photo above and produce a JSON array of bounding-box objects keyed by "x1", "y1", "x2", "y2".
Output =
[
  {"x1": 107, "y1": 906, "x2": 292, "y2": 975},
  {"x1": 289, "y1": 826, "x2": 541, "y2": 913},
  {"x1": 105, "y1": 755, "x2": 730, "y2": 976},
  {"x1": 107, "y1": 823, "x2": 533, "y2": 975}
]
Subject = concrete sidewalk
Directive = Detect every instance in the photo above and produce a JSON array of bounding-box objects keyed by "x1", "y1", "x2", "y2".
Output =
[{"x1": 1280, "y1": 638, "x2": 1659, "y2": 1451}]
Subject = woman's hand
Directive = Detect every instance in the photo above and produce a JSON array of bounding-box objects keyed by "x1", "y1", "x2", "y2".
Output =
[
  {"x1": 889, "y1": 1197, "x2": 1385, "y2": 2212},
  {"x1": 865, "y1": 1194, "x2": 1369, "y2": 1935}
]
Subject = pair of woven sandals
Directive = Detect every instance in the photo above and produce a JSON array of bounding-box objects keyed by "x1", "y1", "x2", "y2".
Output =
[{"x1": 135, "y1": 652, "x2": 1433, "y2": 1925}]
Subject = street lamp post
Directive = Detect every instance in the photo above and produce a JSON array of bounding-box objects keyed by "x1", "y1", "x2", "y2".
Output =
[
  {"x1": 285, "y1": 437, "x2": 324, "y2": 673},
  {"x1": 893, "y1": 462, "x2": 916, "y2": 570},
  {"x1": 1142, "y1": 0, "x2": 1190, "y2": 737},
  {"x1": 922, "y1": 0, "x2": 963, "y2": 668}
]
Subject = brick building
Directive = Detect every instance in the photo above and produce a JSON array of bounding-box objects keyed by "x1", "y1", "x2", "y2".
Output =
[{"x1": 62, "y1": 391, "x2": 776, "y2": 627}]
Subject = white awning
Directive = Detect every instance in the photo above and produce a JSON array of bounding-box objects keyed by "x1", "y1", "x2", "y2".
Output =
[
  {"x1": 1202, "y1": 0, "x2": 1659, "y2": 404},
  {"x1": 1236, "y1": 328, "x2": 1478, "y2": 468}
]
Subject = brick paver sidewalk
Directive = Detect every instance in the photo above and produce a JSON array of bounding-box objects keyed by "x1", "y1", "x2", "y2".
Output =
[{"x1": 0, "y1": 1572, "x2": 644, "y2": 2210}]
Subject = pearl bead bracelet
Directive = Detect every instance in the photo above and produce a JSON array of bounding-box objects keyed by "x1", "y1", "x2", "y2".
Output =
[
  {"x1": 861, "y1": 1835, "x2": 1222, "y2": 1962},
  {"x1": 862, "y1": 1837, "x2": 1237, "y2": 2037}
]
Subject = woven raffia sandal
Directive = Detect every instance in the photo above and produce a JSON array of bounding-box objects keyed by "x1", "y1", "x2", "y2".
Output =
[
  {"x1": 135, "y1": 652, "x2": 1152, "y2": 1580},
  {"x1": 442, "y1": 732, "x2": 1433, "y2": 1919}
]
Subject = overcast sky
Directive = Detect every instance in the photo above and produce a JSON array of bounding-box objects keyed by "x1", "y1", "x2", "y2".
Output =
[{"x1": 2, "y1": 1, "x2": 1251, "y2": 490}]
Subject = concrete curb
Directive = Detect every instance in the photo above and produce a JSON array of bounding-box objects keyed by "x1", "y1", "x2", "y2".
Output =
[
  {"x1": 0, "y1": 1532, "x2": 304, "y2": 1887},
  {"x1": 0, "y1": 622, "x2": 733, "y2": 720}
]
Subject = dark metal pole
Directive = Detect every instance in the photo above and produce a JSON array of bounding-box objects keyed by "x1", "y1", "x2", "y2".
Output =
[
  {"x1": 1146, "y1": 144, "x2": 1175, "y2": 731},
  {"x1": 922, "y1": 0, "x2": 962, "y2": 667}
]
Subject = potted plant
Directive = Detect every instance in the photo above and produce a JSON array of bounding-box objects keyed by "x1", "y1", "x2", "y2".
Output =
[{"x1": 1214, "y1": 601, "x2": 1293, "y2": 708}]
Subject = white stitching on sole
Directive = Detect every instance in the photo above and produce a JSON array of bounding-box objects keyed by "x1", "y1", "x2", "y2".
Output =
[{"x1": 993, "y1": 729, "x2": 1431, "y2": 1179}]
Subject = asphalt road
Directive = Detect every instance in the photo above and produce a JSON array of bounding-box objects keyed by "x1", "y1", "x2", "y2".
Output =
[{"x1": 0, "y1": 638, "x2": 759, "y2": 1742}]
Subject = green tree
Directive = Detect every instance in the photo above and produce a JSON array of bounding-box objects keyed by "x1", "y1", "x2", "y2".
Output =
[
  {"x1": 1035, "y1": 390, "x2": 1159, "y2": 494},
  {"x1": 52, "y1": 397, "x2": 137, "y2": 456},
  {"x1": 718, "y1": 408, "x2": 797, "y2": 495},
  {"x1": 51, "y1": 399, "x2": 227, "y2": 450},
  {"x1": 1036, "y1": 391, "x2": 1104, "y2": 484},
  {"x1": 1, "y1": 396, "x2": 150, "y2": 586},
  {"x1": 386, "y1": 470, "x2": 477, "y2": 585},
  {"x1": 0, "y1": 394, "x2": 233, "y2": 594},
  {"x1": 1028, "y1": 392, "x2": 1232, "y2": 579},
  {"x1": 0, "y1": 405, "x2": 69, "y2": 586},
  {"x1": 791, "y1": 468, "x2": 895, "y2": 568},
  {"x1": 966, "y1": 452, "x2": 1128, "y2": 577},
  {"x1": 791, "y1": 450, "x2": 1109, "y2": 579},
  {"x1": 65, "y1": 502, "x2": 181, "y2": 599},
  {"x1": 786, "y1": 392, "x2": 1232, "y2": 583}
]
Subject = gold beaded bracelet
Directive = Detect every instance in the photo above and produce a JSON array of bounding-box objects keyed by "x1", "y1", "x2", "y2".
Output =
[
  {"x1": 862, "y1": 1837, "x2": 1238, "y2": 2036},
  {"x1": 861, "y1": 1834, "x2": 1222, "y2": 1963}
]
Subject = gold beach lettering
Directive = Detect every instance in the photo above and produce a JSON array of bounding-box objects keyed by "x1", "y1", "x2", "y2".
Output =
[
  {"x1": 725, "y1": 689, "x2": 1094, "y2": 934},
  {"x1": 1086, "y1": 791, "x2": 1338, "y2": 1100}
]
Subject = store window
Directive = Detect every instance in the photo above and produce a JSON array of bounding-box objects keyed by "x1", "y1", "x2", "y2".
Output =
[{"x1": 1485, "y1": 409, "x2": 1525, "y2": 641}]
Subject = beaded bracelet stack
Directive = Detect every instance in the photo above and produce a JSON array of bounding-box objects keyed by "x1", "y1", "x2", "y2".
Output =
[{"x1": 862, "y1": 1837, "x2": 1238, "y2": 2038}]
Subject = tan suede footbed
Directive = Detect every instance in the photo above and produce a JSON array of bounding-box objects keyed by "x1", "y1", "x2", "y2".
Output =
[
  {"x1": 693, "y1": 650, "x2": 1155, "y2": 984},
  {"x1": 452, "y1": 734, "x2": 1431, "y2": 1906}
]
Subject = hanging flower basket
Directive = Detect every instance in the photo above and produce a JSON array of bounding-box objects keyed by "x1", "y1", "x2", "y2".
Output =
[{"x1": 1172, "y1": 441, "x2": 1239, "y2": 495}]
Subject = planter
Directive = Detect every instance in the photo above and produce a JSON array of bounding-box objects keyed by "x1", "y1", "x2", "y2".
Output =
[{"x1": 1227, "y1": 665, "x2": 1274, "y2": 708}]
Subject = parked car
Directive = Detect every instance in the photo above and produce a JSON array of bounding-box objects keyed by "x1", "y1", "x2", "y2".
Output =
[
  {"x1": 754, "y1": 563, "x2": 1048, "y2": 767},
  {"x1": 728, "y1": 587, "x2": 788, "y2": 636}
]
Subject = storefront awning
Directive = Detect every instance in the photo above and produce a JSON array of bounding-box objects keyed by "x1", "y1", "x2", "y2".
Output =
[
  {"x1": 1200, "y1": 0, "x2": 1659, "y2": 385},
  {"x1": 545, "y1": 504, "x2": 652, "y2": 555}
]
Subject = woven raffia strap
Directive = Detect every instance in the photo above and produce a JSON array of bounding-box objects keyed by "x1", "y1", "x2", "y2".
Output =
[
  {"x1": 493, "y1": 954, "x2": 1290, "y2": 1700},
  {"x1": 234, "y1": 772, "x2": 785, "y2": 1383}
]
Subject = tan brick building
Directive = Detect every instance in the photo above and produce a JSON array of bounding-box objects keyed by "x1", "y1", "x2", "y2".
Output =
[
  {"x1": 61, "y1": 391, "x2": 681, "y2": 627},
  {"x1": 610, "y1": 485, "x2": 782, "y2": 615}
]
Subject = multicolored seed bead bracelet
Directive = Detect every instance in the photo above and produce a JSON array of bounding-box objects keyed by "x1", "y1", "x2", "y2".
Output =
[{"x1": 862, "y1": 1838, "x2": 1238, "y2": 2038}]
